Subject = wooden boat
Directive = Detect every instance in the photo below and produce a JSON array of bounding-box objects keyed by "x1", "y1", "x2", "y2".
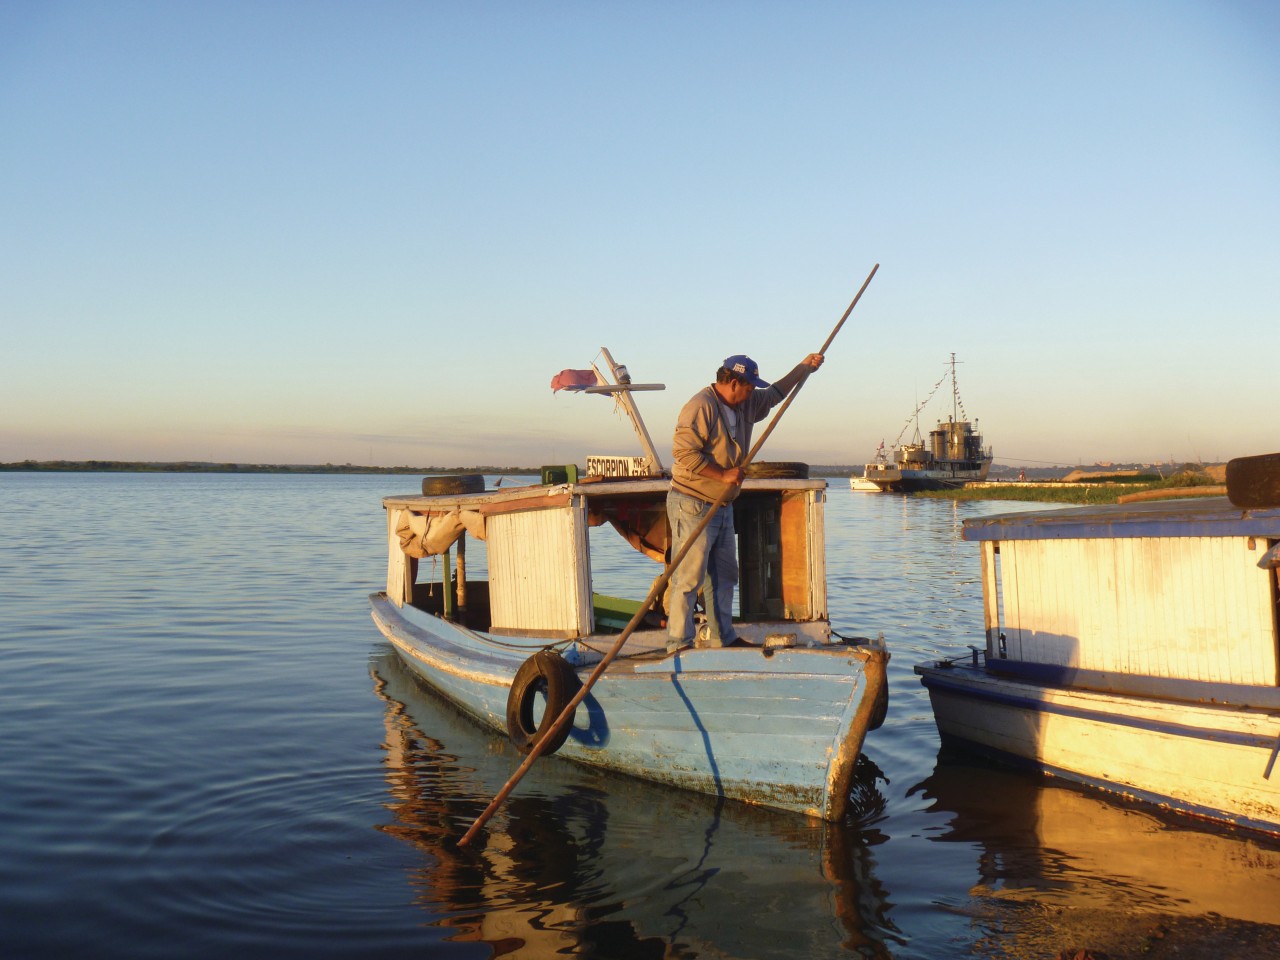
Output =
[
  {"x1": 854, "y1": 353, "x2": 992, "y2": 492},
  {"x1": 914, "y1": 453, "x2": 1280, "y2": 835},
  {"x1": 369, "y1": 349, "x2": 889, "y2": 821}
]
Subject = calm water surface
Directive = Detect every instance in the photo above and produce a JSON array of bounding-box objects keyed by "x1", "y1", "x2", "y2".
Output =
[{"x1": 3, "y1": 472, "x2": 1278, "y2": 959}]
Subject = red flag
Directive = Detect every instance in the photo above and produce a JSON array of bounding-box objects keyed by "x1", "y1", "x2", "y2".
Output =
[{"x1": 550, "y1": 369, "x2": 598, "y2": 392}]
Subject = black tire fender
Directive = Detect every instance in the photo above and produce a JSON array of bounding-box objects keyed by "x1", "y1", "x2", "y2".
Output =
[
  {"x1": 421, "y1": 474, "x2": 485, "y2": 495},
  {"x1": 505, "y1": 650, "x2": 580, "y2": 755},
  {"x1": 744, "y1": 461, "x2": 809, "y2": 479}
]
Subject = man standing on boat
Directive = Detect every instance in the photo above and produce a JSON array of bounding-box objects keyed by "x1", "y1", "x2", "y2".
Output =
[{"x1": 666, "y1": 352, "x2": 824, "y2": 654}]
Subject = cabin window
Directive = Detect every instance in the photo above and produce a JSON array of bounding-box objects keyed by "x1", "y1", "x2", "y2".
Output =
[
  {"x1": 586, "y1": 494, "x2": 669, "y2": 633},
  {"x1": 401, "y1": 528, "x2": 494, "y2": 632},
  {"x1": 735, "y1": 490, "x2": 814, "y2": 621}
]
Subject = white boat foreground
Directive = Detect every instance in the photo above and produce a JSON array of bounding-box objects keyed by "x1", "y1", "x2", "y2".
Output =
[
  {"x1": 915, "y1": 492, "x2": 1280, "y2": 835},
  {"x1": 371, "y1": 472, "x2": 889, "y2": 821}
]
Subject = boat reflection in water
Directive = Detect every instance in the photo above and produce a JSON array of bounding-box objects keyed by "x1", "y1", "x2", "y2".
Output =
[
  {"x1": 910, "y1": 750, "x2": 1280, "y2": 934},
  {"x1": 370, "y1": 648, "x2": 901, "y2": 958}
]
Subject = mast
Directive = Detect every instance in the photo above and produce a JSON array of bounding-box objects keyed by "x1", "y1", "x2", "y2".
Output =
[
  {"x1": 949, "y1": 351, "x2": 959, "y2": 425},
  {"x1": 596, "y1": 347, "x2": 665, "y2": 475}
]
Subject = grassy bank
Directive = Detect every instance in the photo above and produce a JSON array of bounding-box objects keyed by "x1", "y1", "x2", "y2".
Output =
[{"x1": 920, "y1": 473, "x2": 1223, "y2": 504}]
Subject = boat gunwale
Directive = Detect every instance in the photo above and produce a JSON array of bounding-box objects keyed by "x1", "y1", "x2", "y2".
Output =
[{"x1": 374, "y1": 591, "x2": 875, "y2": 679}]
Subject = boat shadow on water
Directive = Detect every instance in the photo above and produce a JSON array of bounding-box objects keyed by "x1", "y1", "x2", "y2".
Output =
[{"x1": 369, "y1": 647, "x2": 903, "y2": 959}]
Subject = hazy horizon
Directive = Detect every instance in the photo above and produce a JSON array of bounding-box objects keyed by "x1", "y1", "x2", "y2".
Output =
[{"x1": 3, "y1": 3, "x2": 1276, "y2": 469}]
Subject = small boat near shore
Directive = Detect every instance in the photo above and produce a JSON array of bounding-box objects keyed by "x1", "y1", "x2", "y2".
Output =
[
  {"x1": 914, "y1": 452, "x2": 1280, "y2": 835},
  {"x1": 369, "y1": 349, "x2": 889, "y2": 820},
  {"x1": 851, "y1": 353, "x2": 992, "y2": 492}
]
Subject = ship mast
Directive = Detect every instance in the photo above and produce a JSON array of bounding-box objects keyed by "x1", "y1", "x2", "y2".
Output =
[{"x1": 950, "y1": 352, "x2": 958, "y2": 424}]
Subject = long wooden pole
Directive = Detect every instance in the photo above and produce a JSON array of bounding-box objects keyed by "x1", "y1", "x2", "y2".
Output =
[{"x1": 457, "y1": 263, "x2": 879, "y2": 848}]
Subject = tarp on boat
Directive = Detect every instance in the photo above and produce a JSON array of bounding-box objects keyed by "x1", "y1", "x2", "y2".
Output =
[
  {"x1": 587, "y1": 501, "x2": 669, "y2": 563},
  {"x1": 395, "y1": 509, "x2": 487, "y2": 558},
  {"x1": 392, "y1": 494, "x2": 669, "y2": 564}
]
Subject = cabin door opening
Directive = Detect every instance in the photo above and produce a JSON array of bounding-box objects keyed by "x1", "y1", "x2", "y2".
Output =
[
  {"x1": 735, "y1": 491, "x2": 813, "y2": 622},
  {"x1": 981, "y1": 541, "x2": 1008, "y2": 660}
]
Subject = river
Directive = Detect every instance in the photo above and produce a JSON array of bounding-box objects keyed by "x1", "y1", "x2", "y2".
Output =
[{"x1": 2, "y1": 471, "x2": 1277, "y2": 958}]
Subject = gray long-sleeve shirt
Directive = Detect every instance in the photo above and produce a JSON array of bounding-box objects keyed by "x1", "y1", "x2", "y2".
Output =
[{"x1": 669, "y1": 361, "x2": 811, "y2": 503}]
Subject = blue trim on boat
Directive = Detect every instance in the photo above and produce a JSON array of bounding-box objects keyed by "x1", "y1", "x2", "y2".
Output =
[
  {"x1": 917, "y1": 667, "x2": 1276, "y2": 750},
  {"x1": 981, "y1": 657, "x2": 1280, "y2": 711}
]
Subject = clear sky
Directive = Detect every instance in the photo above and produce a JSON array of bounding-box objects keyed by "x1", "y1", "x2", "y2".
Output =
[{"x1": 3, "y1": 1, "x2": 1276, "y2": 469}]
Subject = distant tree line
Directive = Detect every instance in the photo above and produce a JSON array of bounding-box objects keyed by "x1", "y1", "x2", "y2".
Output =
[
  {"x1": 0, "y1": 460, "x2": 541, "y2": 475},
  {"x1": 4, "y1": 459, "x2": 872, "y2": 477},
  {"x1": 6, "y1": 459, "x2": 1201, "y2": 480}
]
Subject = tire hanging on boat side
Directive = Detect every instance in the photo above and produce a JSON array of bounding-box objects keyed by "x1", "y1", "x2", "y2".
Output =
[{"x1": 505, "y1": 650, "x2": 581, "y2": 755}]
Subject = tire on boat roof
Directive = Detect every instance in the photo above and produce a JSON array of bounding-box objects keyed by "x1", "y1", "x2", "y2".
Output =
[
  {"x1": 421, "y1": 473, "x2": 485, "y2": 495},
  {"x1": 505, "y1": 650, "x2": 581, "y2": 756},
  {"x1": 744, "y1": 461, "x2": 809, "y2": 479}
]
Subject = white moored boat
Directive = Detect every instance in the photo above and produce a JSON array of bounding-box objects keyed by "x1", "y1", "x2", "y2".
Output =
[
  {"x1": 852, "y1": 353, "x2": 993, "y2": 493},
  {"x1": 915, "y1": 453, "x2": 1280, "y2": 835}
]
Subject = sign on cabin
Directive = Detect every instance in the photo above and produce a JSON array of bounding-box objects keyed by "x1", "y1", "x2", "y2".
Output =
[{"x1": 586, "y1": 455, "x2": 654, "y2": 478}]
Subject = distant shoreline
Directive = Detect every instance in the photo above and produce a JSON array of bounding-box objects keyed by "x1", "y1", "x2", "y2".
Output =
[
  {"x1": 5, "y1": 460, "x2": 1229, "y2": 505},
  {"x1": 2, "y1": 460, "x2": 1210, "y2": 486},
  {"x1": 0, "y1": 460, "x2": 860, "y2": 477},
  {"x1": 0, "y1": 460, "x2": 535, "y2": 475}
]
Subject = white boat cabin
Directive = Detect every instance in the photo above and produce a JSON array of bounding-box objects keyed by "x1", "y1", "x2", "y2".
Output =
[
  {"x1": 383, "y1": 476, "x2": 829, "y2": 642},
  {"x1": 964, "y1": 498, "x2": 1280, "y2": 699}
]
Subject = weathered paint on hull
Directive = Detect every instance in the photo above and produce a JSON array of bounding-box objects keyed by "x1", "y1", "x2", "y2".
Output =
[
  {"x1": 372, "y1": 593, "x2": 887, "y2": 820},
  {"x1": 916, "y1": 662, "x2": 1280, "y2": 836}
]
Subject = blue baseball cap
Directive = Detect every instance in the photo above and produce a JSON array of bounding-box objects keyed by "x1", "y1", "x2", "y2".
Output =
[{"x1": 722, "y1": 355, "x2": 769, "y2": 388}]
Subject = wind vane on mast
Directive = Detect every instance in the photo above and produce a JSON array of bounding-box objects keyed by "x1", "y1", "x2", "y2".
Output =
[{"x1": 549, "y1": 347, "x2": 666, "y2": 477}]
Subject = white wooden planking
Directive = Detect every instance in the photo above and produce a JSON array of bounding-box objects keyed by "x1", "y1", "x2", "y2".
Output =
[
  {"x1": 808, "y1": 491, "x2": 827, "y2": 620},
  {"x1": 488, "y1": 501, "x2": 591, "y2": 636},
  {"x1": 999, "y1": 535, "x2": 1277, "y2": 685},
  {"x1": 386, "y1": 508, "x2": 411, "y2": 606}
]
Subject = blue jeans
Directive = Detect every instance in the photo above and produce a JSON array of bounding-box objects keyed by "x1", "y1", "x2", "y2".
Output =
[{"x1": 666, "y1": 489, "x2": 739, "y2": 645}]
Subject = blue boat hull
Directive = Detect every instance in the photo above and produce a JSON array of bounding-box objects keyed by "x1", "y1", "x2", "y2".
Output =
[{"x1": 371, "y1": 593, "x2": 887, "y2": 820}]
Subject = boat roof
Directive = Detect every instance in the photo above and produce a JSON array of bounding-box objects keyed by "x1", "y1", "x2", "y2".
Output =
[
  {"x1": 963, "y1": 495, "x2": 1280, "y2": 541},
  {"x1": 383, "y1": 476, "x2": 827, "y2": 512}
]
